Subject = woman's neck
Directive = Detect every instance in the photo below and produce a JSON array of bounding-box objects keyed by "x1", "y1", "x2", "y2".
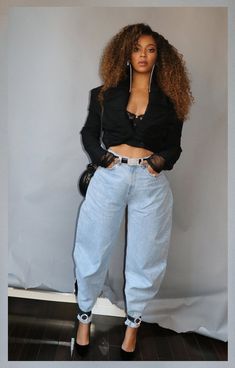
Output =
[{"x1": 131, "y1": 71, "x2": 151, "y2": 91}]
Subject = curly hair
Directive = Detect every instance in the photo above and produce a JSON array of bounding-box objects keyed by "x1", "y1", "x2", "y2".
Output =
[{"x1": 98, "y1": 23, "x2": 194, "y2": 121}]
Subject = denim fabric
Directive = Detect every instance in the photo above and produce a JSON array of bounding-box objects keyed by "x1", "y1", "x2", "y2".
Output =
[{"x1": 73, "y1": 160, "x2": 173, "y2": 327}]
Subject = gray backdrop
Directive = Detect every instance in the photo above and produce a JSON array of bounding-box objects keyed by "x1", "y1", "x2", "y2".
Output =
[{"x1": 8, "y1": 7, "x2": 227, "y2": 341}]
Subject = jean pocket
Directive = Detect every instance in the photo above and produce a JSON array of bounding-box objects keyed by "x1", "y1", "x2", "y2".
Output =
[{"x1": 103, "y1": 162, "x2": 120, "y2": 171}]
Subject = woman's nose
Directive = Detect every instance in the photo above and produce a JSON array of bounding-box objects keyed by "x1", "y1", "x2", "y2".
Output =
[{"x1": 140, "y1": 49, "x2": 146, "y2": 57}]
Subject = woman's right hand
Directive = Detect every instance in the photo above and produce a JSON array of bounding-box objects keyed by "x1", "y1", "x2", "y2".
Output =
[
  {"x1": 106, "y1": 157, "x2": 120, "y2": 169},
  {"x1": 146, "y1": 164, "x2": 160, "y2": 176}
]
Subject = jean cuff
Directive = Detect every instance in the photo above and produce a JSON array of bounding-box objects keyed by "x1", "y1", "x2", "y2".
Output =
[
  {"x1": 77, "y1": 312, "x2": 92, "y2": 324},
  {"x1": 124, "y1": 314, "x2": 142, "y2": 328}
]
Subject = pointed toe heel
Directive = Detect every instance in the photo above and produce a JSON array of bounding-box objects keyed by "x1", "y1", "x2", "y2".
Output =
[
  {"x1": 74, "y1": 340, "x2": 90, "y2": 357},
  {"x1": 120, "y1": 347, "x2": 135, "y2": 360},
  {"x1": 71, "y1": 309, "x2": 92, "y2": 358}
]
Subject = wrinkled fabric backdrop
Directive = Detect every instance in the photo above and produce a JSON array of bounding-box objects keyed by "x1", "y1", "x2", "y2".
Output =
[{"x1": 8, "y1": 6, "x2": 227, "y2": 341}]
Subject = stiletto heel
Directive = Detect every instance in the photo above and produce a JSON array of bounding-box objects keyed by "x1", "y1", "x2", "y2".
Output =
[
  {"x1": 74, "y1": 327, "x2": 90, "y2": 357},
  {"x1": 120, "y1": 315, "x2": 141, "y2": 360},
  {"x1": 71, "y1": 308, "x2": 92, "y2": 358},
  {"x1": 120, "y1": 346, "x2": 135, "y2": 360}
]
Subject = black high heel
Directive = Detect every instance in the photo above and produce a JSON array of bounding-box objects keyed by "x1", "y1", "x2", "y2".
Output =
[
  {"x1": 120, "y1": 314, "x2": 141, "y2": 360},
  {"x1": 71, "y1": 306, "x2": 92, "y2": 358},
  {"x1": 74, "y1": 332, "x2": 90, "y2": 357},
  {"x1": 120, "y1": 346, "x2": 135, "y2": 360},
  {"x1": 72, "y1": 319, "x2": 91, "y2": 358}
]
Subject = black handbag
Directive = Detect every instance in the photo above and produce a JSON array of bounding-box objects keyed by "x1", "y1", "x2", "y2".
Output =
[
  {"x1": 78, "y1": 106, "x2": 104, "y2": 197},
  {"x1": 78, "y1": 163, "x2": 98, "y2": 197}
]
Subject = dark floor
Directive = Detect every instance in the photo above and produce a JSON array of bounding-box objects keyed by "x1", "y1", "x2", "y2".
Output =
[{"x1": 8, "y1": 297, "x2": 227, "y2": 361}]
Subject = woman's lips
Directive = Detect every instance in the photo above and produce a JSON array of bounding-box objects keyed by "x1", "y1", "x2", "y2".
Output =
[{"x1": 138, "y1": 61, "x2": 148, "y2": 66}]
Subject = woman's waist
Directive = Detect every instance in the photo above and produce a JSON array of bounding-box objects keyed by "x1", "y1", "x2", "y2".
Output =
[{"x1": 108, "y1": 144, "x2": 154, "y2": 158}]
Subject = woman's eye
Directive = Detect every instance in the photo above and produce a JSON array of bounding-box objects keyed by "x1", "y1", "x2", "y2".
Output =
[
  {"x1": 133, "y1": 46, "x2": 139, "y2": 52},
  {"x1": 132, "y1": 47, "x2": 156, "y2": 53}
]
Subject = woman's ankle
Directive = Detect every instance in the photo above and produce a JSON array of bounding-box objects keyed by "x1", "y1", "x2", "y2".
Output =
[
  {"x1": 76, "y1": 322, "x2": 90, "y2": 345},
  {"x1": 121, "y1": 325, "x2": 138, "y2": 351}
]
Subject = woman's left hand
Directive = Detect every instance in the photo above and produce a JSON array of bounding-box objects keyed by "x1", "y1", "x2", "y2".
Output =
[
  {"x1": 146, "y1": 164, "x2": 160, "y2": 176},
  {"x1": 106, "y1": 157, "x2": 120, "y2": 169}
]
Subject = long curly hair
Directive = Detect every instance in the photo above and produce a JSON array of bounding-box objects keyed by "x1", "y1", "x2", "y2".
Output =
[{"x1": 98, "y1": 23, "x2": 194, "y2": 121}]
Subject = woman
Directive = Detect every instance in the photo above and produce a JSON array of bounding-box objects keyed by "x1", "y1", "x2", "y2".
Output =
[{"x1": 73, "y1": 23, "x2": 194, "y2": 359}]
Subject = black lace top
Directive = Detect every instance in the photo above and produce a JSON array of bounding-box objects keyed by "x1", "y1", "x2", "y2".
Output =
[{"x1": 125, "y1": 110, "x2": 145, "y2": 148}]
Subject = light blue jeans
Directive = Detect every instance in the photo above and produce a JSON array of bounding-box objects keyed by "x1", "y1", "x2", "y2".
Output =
[{"x1": 73, "y1": 154, "x2": 173, "y2": 328}]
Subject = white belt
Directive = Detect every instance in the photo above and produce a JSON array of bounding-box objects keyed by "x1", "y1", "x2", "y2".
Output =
[{"x1": 108, "y1": 149, "x2": 150, "y2": 166}]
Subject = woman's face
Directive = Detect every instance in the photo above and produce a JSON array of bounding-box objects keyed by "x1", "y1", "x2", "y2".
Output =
[{"x1": 130, "y1": 34, "x2": 157, "y2": 74}]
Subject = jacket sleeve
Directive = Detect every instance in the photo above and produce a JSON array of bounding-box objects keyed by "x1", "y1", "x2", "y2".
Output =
[
  {"x1": 146, "y1": 111, "x2": 184, "y2": 173},
  {"x1": 80, "y1": 88, "x2": 117, "y2": 167}
]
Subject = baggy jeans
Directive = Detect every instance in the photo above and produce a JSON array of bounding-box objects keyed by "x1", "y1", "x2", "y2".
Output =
[{"x1": 73, "y1": 158, "x2": 173, "y2": 328}]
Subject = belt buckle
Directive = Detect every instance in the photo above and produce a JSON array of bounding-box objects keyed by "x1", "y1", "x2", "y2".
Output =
[
  {"x1": 128, "y1": 158, "x2": 143, "y2": 165},
  {"x1": 128, "y1": 158, "x2": 138, "y2": 165},
  {"x1": 120, "y1": 157, "x2": 146, "y2": 166}
]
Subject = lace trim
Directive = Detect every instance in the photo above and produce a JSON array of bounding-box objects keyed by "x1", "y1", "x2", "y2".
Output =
[
  {"x1": 99, "y1": 151, "x2": 118, "y2": 168},
  {"x1": 146, "y1": 154, "x2": 166, "y2": 173},
  {"x1": 126, "y1": 110, "x2": 144, "y2": 120}
]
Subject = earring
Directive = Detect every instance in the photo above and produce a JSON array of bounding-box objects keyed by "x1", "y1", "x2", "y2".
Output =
[
  {"x1": 128, "y1": 62, "x2": 132, "y2": 92},
  {"x1": 126, "y1": 60, "x2": 130, "y2": 66},
  {"x1": 148, "y1": 63, "x2": 156, "y2": 92}
]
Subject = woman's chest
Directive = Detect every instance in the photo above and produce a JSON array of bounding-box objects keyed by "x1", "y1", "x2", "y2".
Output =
[
  {"x1": 103, "y1": 90, "x2": 173, "y2": 128},
  {"x1": 126, "y1": 89, "x2": 149, "y2": 117}
]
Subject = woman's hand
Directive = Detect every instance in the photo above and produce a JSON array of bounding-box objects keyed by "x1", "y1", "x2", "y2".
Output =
[
  {"x1": 107, "y1": 157, "x2": 120, "y2": 169},
  {"x1": 146, "y1": 163, "x2": 160, "y2": 176}
]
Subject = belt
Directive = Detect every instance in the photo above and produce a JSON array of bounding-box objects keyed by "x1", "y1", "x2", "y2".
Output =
[
  {"x1": 108, "y1": 149, "x2": 150, "y2": 166},
  {"x1": 119, "y1": 157, "x2": 146, "y2": 165}
]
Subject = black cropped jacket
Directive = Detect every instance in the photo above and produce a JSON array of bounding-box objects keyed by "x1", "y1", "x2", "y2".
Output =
[{"x1": 80, "y1": 75, "x2": 184, "y2": 173}]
